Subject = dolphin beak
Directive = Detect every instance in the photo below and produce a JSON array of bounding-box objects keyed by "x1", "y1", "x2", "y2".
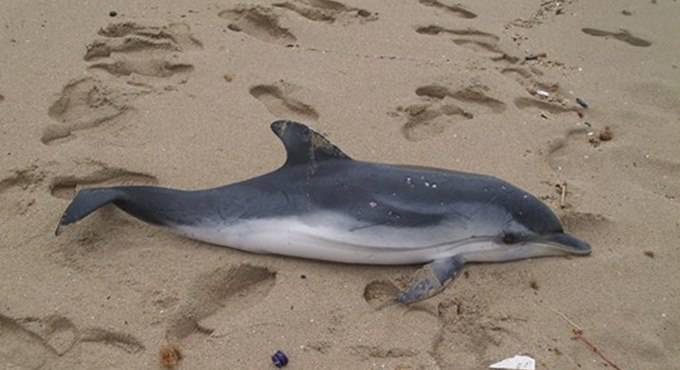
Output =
[{"x1": 542, "y1": 233, "x2": 592, "y2": 255}]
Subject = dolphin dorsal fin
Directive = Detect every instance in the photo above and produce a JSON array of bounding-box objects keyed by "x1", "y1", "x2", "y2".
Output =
[{"x1": 270, "y1": 120, "x2": 351, "y2": 167}]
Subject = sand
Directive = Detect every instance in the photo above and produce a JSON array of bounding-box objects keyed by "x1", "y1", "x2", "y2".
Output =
[{"x1": 1, "y1": 0, "x2": 679, "y2": 369}]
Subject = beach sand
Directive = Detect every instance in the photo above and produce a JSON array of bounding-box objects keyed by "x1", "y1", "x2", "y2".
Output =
[{"x1": 1, "y1": 1, "x2": 679, "y2": 369}]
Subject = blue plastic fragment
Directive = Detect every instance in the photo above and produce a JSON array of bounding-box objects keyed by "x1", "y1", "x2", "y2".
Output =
[{"x1": 272, "y1": 350, "x2": 289, "y2": 368}]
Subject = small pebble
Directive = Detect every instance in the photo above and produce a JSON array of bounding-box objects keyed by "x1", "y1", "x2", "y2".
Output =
[
  {"x1": 159, "y1": 344, "x2": 182, "y2": 369},
  {"x1": 272, "y1": 350, "x2": 289, "y2": 368},
  {"x1": 576, "y1": 97, "x2": 589, "y2": 109},
  {"x1": 644, "y1": 251, "x2": 655, "y2": 258},
  {"x1": 599, "y1": 126, "x2": 613, "y2": 141},
  {"x1": 536, "y1": 90, "x2": 550, "y2": 97},
  {"x1": 109, "y1": 10, "x2": 117, "y2": 17}
]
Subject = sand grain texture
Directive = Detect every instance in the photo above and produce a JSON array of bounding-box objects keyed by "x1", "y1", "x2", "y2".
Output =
[{"x1": 1, "y1": 0, "x2": 679, "y2": 369}]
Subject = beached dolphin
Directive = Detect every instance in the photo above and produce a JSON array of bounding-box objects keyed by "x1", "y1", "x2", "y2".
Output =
[{"x1": 56, "y1": 120, "x2": 591, "y2": 303}]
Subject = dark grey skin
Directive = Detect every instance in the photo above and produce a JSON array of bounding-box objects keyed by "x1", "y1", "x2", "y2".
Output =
[{"x1": 57, "y1": 120, "x2": 591, "y2": 304}]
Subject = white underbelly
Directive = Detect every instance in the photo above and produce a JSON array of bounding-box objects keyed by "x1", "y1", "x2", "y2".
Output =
[{"x1": 170, "y1": 213, "x2": 495, "y2": 265}]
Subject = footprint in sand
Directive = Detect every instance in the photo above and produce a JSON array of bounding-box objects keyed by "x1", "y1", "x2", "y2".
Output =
[
  {"x1": 581, "y1": 28, "x2": 651, "y2": 47},
  {"x1": 507, "y1": 1, "x2": 571, "y2": 30},
  {"x1": 501, "y1": 66, "x2": 562, "y2": 97},
  {"x1": 0, "y1": 314, "x2": 57, "y2": 369},
  {"x1": 250, "y1": 82, "x2": 320, "y2": 121},
  {"x1": 219, "y1": 5, "x2": 296, "y2": 45},
  {"x1": 416, "y1": 25, "x2": 515, "y2": 62},
  {"x1": 514, "y1": 96, "x2": 581, "y2": 116},
  {"x1": 166, "y1": 264, "x2": 276, "y2": 341},
  {"x1": 0, "y1": 167, "x2": 44, "y2": 194},
  {"x1": 416, "y1": 84, "x2": 507, "y2": 113},
  {"x1": 78, "y1": 328, "x2": 145, "y2": 354},
  {"x1": 363, "y1": 280, "x2": 401, "y2": 308},
  {"x1": 395, "y1": 84, "x2": 506, "y2": 141},
  {"x1": 0, "y1": 166, "x2": 45, "y2": 217},
  {"x1": 220, "y1": 2, "x2": 375, "y2": 44},
  {"x1": 85, "y1": 22, "x2": 201, "y2": 80},
  {"x1": 417, "y1": 0, "x2": 476, "y2": 19},
  {"x1": 50, "y1": 166, "x2": 158, "y2": 200},
  {"x1": 273, "y1": 0, "x2": 377, "y2": 24},
  {"x1": 500, "y1": 67, "x2": 584, "y2": 116},
  {"x1": 89, "y1": 59, "x2": 193, "y2": 78},
  {"x1": 0, "y1": 313, "x2": 144, "y2": 369},
  {"x1": 42, "y1": 77, "x2": 135, "y2": 145},
  {"x1": 432, "y1": 297, "x2": 519, "y2": 367},
  {"x1": 358, "y1": 276, "x2": 443, "y2": 366},
  {"x1": 365, "y1": 279, "x2": 515, "y2": 367},
  {"x1": 44, "y1": 22, "x2": 201, "y2": 146},
  {"x1": 398, "y1": 103, "x2": 472, "y2": 142},
  {"x1": 85, "y1": 22, "x2": 202, "y2": 58}
]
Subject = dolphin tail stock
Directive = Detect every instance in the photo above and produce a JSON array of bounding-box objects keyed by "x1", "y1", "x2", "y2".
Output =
[
  {"x1": 55, "y1": 187, "x2": 125, "y2": 235},
  {"x1": 56, "y1": 186, "x2": 208, "y2": 236}
]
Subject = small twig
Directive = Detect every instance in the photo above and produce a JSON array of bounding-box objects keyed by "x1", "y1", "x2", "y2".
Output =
[
  {"x1": 572, "y1": 329, "x2": 623, "y2": 370},
  {"x1": 559, "y1": 181, "x2": 567, "y2": 208},
  {"x1": 548, "y1": 307, "x2": 582, "y2": 331},
  {"x1": 548, "y1": 307, "x2": 623, "y2": 370}
]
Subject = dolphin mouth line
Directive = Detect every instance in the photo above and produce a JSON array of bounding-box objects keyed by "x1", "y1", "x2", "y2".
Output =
[{"x1": 531, "y1": 239, "x2": 592, "y2": 255}]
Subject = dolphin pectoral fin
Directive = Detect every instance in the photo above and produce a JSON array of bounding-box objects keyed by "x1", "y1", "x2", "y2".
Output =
[{"x1": 398, "y1": 256, "x2": 465, "y2": 304}]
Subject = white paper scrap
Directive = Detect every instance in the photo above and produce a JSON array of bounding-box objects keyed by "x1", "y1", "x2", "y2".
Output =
[{"x1": 489, "y1": 355, "x2": 536, "y2": 370}]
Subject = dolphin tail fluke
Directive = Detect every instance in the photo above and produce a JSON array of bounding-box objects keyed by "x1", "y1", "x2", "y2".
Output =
[{"x1": 55, "y1": 188, "x2": 124, "y2": 235}]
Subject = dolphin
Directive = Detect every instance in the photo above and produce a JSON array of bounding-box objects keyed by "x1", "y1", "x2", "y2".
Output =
[{"x1": 56, "y1": 120, "x2": 591, "y2": 303}]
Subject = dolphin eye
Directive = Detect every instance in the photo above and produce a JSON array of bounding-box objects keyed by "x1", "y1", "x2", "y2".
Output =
[{"x1": 502, "y1": 232, "x2": 521, "y2": 244}]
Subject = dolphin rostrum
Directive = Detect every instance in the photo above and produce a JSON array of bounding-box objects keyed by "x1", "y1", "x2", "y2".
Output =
[{"x1": 56, "y1": 120, "x2": 591, "y2": 303}]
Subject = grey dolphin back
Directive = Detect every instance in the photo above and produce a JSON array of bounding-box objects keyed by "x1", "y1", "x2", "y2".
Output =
[
  {"x1": 54, "y1": 120, "x2": 593, "y2": 306},
  {"x1": 56, "y1": 120, "x2": 351, "y2": 234}
]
